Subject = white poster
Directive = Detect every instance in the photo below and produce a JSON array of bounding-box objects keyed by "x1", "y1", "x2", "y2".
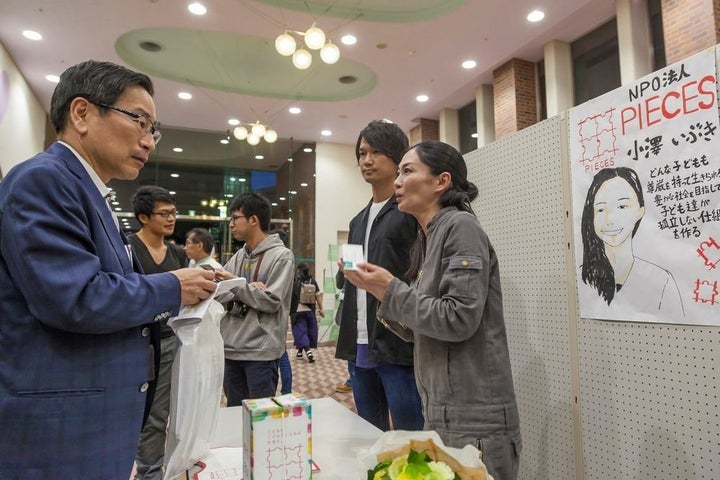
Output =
[{"x1": 569, "y1": 48, "x2": 720, "y2": 326}]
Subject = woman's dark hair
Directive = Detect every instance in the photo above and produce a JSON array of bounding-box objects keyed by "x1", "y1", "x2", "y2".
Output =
[
  {"x1": 50, "y1": 60, "x2": 154, "y2": 134},
  {"x1": 355, "y1": 119, "x2": 408, "y2": 165},
  {"x1": 410, "y1": 141, "x2": 478, "y2": 213},
  {"x1": 581, "y1": 167, "x2": 644, "y2": 305},
  {"x1": 405, "y1": 140, "x2": 479, "y2": 281}
]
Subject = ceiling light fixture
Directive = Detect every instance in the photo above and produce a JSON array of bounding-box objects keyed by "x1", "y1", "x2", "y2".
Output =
[
  {"x1": 233, "y1": 121, "x2": 278, "y2": 144},
  {"x1": 178, "y1": 92, "x2": 192, "y2": 100},
  {"x1": 416, "y1": 94, "x2": 429, "y2": 102},
  {"x1": 22, "y1": 30, "x2": 42, "y2": 41},
  {"x1": 188, "y1": 2, "x2": 207, "y2": 16},
  {"x1": 462, "y1": 60, "x2": 477, "y2": 69},
  {"x1": 527, "y1": 10, "x2": 545, "y2": 22},
  {"x1": 341, "y1": 34, "x2": 357, "y2": 46},
  {"x1": 275, "y1": 23, "x2": 340, "y2": 69},
  {"x1": 288, "y1": 107, "x2": 301, "y2": 114},
  {"x1": 45, "y1": 74, "x2": 60, "y2": 83}
]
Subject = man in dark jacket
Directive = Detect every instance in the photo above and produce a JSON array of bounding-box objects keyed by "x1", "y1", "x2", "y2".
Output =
[{"x1": 335, "y1": 120, "x2": 423, "y2": 431}]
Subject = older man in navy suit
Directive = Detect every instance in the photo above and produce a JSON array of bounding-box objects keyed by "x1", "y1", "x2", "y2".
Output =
[{"x1": 0, "y1": 60, "x2": 217, "y2": 479}]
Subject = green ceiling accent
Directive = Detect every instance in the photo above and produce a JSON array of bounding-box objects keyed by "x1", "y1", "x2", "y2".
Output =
[
  {"x1": 254, "y1": 0, "x2": 467, "y2": 22},
  {"x1": 115, "y1": 28, "x2": 376, "y2": 102}
]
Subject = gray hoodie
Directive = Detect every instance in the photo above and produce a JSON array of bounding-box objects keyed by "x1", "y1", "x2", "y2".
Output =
[{"x1": 221, "y1": 233, "x2": 294, "y2": 361}]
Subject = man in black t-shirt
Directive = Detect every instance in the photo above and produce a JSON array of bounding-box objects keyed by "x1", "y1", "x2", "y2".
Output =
[{"x1": 128, "y1": 185, "x2": 188, "y2": 480}]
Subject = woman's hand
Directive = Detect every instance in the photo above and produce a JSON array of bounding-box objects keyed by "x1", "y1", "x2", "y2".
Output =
[{"x1": 342, "y1": 262, "x2": 394, "y2": 301}]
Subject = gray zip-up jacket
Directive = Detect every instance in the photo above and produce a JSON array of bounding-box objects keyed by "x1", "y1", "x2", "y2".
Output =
[
  {"x1": 378, "y1": 207, "x2": 520, "y2": 439},
  {"x1": 221, "y1": 234, "x2": 294, "y2": 361}
]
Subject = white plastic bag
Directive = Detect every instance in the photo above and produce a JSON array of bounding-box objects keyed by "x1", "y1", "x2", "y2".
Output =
[{"x1": 163, "y1": 300, "x2": 225, "y2": 480}]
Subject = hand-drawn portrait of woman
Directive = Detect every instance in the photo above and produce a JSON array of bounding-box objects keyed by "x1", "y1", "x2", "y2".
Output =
[{"x1": 580, "y1": 167, "x2": 685, "y2": 319}]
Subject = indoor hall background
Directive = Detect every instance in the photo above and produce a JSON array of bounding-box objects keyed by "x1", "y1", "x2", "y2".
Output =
[{"x1": 463, "y1": 47, "x2": 720, "y2": 479}]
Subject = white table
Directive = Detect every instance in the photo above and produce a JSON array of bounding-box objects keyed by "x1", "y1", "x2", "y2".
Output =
[{"x1": 186, "y1": 397, "x2": 382, "y2": 479}]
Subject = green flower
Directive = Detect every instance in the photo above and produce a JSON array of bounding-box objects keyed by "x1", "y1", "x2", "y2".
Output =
[{"x1": 367, "y1": 449, "x2": 460, "y2": 480}]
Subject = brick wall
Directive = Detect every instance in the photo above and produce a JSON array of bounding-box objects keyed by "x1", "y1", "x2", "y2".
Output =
[
  {"x1": 493, "y1": 58, "x2": 537, "y2": 140},
  {"x1": 409, "y1": 118, "x2": 439, "y2": 145},
  {"x1": 662, "y1": 0, "x2": 720, "y2": 64}
]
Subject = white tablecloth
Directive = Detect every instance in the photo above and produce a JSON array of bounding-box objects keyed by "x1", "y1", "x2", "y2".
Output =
[{"x1": 186, "y1": 397, "x2": 382, "y2": 479}]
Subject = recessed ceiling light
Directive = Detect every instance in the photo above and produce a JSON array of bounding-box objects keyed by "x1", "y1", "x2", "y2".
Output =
[
  {"x1": 172, "y1": 148, "x2": 183, "y2": 153},
  {"x1": 114, "y1": 207, "x2": 122, "y2": 211},
  {"x1": 279, "y1": 196, "x2": 286, "y2": 201},
  {"x1": 112, "y1": 201, "x2": 120, "y2": 206},
  {"x1": 255, "y1": 155, "x2": 264, "y2": 160},
  {"x1": 462, "y1": 60, "x2": 477, "y2": 69},
  {"x1": 228, "y1": 118, "x2": 240, "y2": 126},
  {"x1": 321, "y1": 130, "x2": 332, "y2": 136},
  {"x1": 527, "y1": 10, "x2": 545, "y2": 22},
  {"x1": 239, "y1": 178, "x2": 247, "y2": 182},
  {"x1": 288, "y1": 157, "x2": 293, "y2": 162},
  {"x1": 300, "y1": 182, "x2": 308, "y2": 187},
  {"x1": 416, "y1": 94, "x2": 429, "y2": 103},
  {"x1": 178, "y1": 92, "x2": 192, "y2": 100},
  {"x1": 170, "y1": 173, "x2": 180, "y2": 177},
  {"x1": 289, "y1": 190, "x2": 297, "y2": 195},
  {"x1": 220, "y1": 138, "x2": 229, "y2": 144},
  {"x1": 22, "y1": 30, "x2": 42, "y2": 41},
  {"x1": 169, "y1": 191, "x2": 176, "y2": 195},
  {"x1": 471, "y1": 132, "x2": 479, "y2": 138},
  {"x1": 341, "y1": 34, "x2": 357, "y2": 46},
  {"x1": 188, "y1": 2, "x2": 207, "y2": 15},
  {"x1": 271, "y1": 202, "x2": 278, "y2": 207},
  {"x1": 45, "y1": 74, "x2": 60, "y2": 83},
  {"x1": 288, "y1": 107, "x2": 301, "y2": 114},
  {"x1": 303, "y1": 147, "x2": 313, "y2": 153}
]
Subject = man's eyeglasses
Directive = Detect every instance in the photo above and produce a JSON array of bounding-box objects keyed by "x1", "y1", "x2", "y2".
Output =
[
  {"x1": 151, "y1": 209, "x2": 178, "y2": 219},
  {"x1": 92, "y1": 102, "x2": 161, "y2": 144},
  {"x1": 228, "y1": 214, "x2": 247, "y2": 223}
]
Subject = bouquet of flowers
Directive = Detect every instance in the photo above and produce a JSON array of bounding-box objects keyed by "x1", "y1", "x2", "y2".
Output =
[
  {"x1": 368, "y1": 446, "x2": 458, "y2": 480},
  {"x1": 360, "y1": 431, "x2": 490, "y2": 480}
]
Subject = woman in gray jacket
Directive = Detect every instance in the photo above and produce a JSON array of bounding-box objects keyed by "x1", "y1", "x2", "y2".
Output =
[{"x1": 343, "y1": 141, "x2": 521, "y2": 480}]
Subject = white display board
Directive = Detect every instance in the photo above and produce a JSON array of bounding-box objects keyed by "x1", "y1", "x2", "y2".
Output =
[{"x1": 568, "y1": 48, "x2": 720, "y2": 326}]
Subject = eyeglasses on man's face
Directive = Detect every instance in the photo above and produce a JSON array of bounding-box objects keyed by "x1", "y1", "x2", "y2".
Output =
[
  {"x1": 151, "y1": 209, "x2": 178, "y2": 219},
  {"x1": 227, "y1": 214, "x2": 247, "y2": 224},
  {"x1": 92, "y1": 102, "x2": 162, "y2": 144}
]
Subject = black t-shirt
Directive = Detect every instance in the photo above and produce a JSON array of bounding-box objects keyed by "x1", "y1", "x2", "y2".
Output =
[
  {"x1": 128, "y1": 234, "x2": 188, "y2": 337},
  {"x1": 128, "y1": 234, "x2": 187, "y2": 274}
]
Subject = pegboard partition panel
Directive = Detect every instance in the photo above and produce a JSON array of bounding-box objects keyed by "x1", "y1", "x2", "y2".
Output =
[
  {"x1": 465, "y1": 115, "x2": 578, "y2": 479},
  {"x1": 462, "y1": 46, "x2": 720, "y2": 479},
  {"x1": 576, "y1": 320, "x2": 720, "y2": 479}
]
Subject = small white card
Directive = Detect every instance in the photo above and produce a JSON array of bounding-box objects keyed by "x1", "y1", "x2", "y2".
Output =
[{"x1": 341, "y1": 244, "x2": 364, "y2": 270}]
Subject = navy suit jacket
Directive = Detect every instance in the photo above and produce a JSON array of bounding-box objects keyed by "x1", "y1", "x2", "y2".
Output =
[{"x1": 0, "y1": 143, "x2": 181, "y2": 478}]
